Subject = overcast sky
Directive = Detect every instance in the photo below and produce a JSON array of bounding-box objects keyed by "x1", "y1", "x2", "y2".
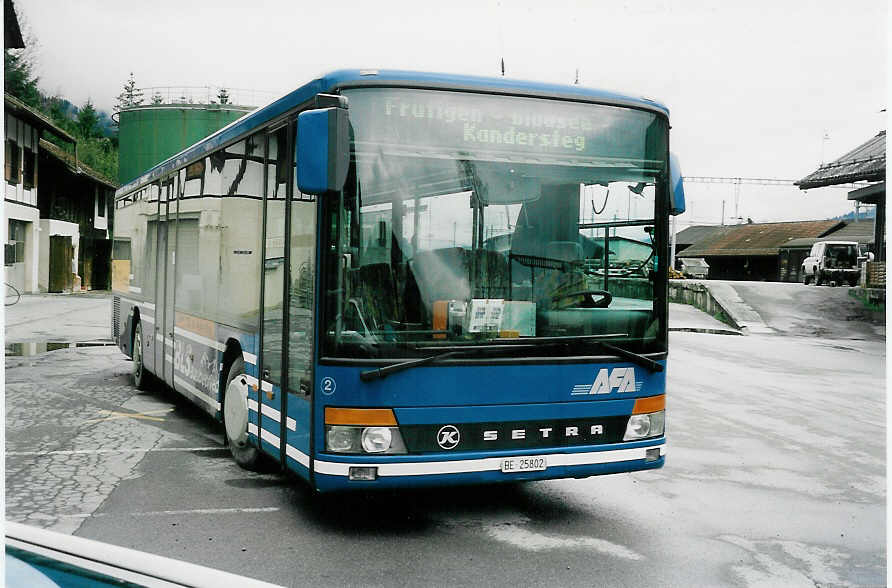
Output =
[{"x1": 14, "y1": 0, "x2": 888, "y2": 225}]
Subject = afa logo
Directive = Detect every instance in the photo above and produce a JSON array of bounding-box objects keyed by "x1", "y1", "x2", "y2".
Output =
[{"x1": 571, "y1": 367, "x2": 641, "y2": 395}]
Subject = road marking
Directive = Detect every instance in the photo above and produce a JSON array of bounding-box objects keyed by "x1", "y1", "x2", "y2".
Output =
[
  {"x1": 6, "y1": 447, "x2": 224, "y2": 457},
  {"x1": 59, "y1": 506, "x2": 280, "y2": 519},
  {"x1": 83, "y1": 408, "x2": 174, "y2": 423}
]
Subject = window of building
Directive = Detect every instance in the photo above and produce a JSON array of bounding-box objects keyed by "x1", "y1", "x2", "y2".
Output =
[
  {"x1": 7, "y1": 220, "x2": 27, "y2": 264},
  {"x1": 5, "y1": 140, "x2": 21, "y2": 184},
  {"x1": 22, "y1": 149, "x2": 35, "y2": 190},
  {"x1": 96, "y1": 191, "x2": 106, "y2": 218},
  {"x1": 186, "y1": 160, "x2": 204, "y2": 181}
]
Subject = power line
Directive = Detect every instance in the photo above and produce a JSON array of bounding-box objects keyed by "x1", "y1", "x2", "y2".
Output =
[
  {"x1": 682, "y1": 175, "x2": 867, "y2": 188},
  {"x1": 682, "y1": 175, "x2": 870, "y2": 223}
]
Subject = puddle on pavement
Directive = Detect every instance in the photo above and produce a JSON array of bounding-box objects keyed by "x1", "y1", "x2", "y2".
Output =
[{"x1": 5, "y1": 341, "x2": 116, "y2": 357}]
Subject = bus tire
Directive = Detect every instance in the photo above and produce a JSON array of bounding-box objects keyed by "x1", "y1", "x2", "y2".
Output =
[
  {"x1": 223, "y1": 357, "x2": 261, "y2": 470},
  {"x1": 132, "y1": 321, "x2": 150, "y2": 390}
]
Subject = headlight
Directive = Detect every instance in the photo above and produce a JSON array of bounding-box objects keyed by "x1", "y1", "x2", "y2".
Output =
[
  {"x1": 327, "y1": 426, "x2": 361, "y2": 452},
  {"x1": 361, "y1": 427, "x2": 393, "y2": 453},
  {"x1": 623, "y1": 410, "x2": 665, "y2": 441},
  {"x1": 325, "y1": 425, "x2": 407, "y2": 454}
]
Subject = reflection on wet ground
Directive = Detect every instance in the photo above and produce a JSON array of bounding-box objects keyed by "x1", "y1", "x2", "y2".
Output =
[{"x1": 4, "y1": 341, "x2": 116, "y2": 357}]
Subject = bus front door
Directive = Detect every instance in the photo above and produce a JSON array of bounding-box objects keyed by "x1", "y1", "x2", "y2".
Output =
[{"x1": 259, "y1": 130, "x2": 287, "y2": 462}]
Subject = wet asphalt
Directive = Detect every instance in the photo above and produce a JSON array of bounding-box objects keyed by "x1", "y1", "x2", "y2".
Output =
[{"x1": 4, "y1": 285, "x2": 886, "y2": 587}]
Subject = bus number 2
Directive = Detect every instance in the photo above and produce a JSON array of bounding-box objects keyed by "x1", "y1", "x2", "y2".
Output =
[{"x1": 321, "y1": 377, "x2": 336, "y2": 395}]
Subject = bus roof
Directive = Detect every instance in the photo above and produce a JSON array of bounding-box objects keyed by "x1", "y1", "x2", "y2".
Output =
[{"x1": 116, "y1": 69, "x2": 670, "y2": 198}]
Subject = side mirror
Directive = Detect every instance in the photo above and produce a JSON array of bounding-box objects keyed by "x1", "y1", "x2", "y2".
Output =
[
  {"x1": 669, "y1": 152, "x2": 685, "y2": 216},
  {"x1": 296, "y1": 105, "x2": 350, "y2": 195}
]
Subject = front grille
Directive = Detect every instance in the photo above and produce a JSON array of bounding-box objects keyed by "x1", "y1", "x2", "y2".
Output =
[{"x1": 401, "y1": 416, "x2": 629, "y2": 453}]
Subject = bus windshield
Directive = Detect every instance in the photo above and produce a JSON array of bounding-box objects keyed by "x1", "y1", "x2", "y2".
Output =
[{"x1": 322, "y1": 88, "x2": 668, "y2": 359}]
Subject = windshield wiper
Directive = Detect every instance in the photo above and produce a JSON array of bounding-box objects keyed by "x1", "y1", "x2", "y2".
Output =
[
  {"x1": 360, "y1": 334, "x2": 662, "y2": 381},
  {"x1": 599, "y1": 342, "x2": 664, "y2": 373},
  {"x1": 359, "y1": 350, "x2": 466, "y2": 382},
  {"x1": 420, "y1": 335, "x2": 664, "y2": 373},
  {"x1": 414, "y1": 333, "x2": 628, "y2": 352}
]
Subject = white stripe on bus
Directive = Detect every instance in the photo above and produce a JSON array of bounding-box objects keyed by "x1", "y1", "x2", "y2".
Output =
[
  {"x1": 260, "y1": 428, "x2": 280, "y2": 448},
  {"x1": 141, "y1": 315, "x2": 154, "y2": 324},
  {"x1": 242, "y1": 351, "x2": 258, "y2": 365},
  {"x1": 248, "y1": 423, "x2": 258, "y2": 436},
  {"x1": 173, "y1": 375, "x2": 221, "y2": 411},
  {"x1": 247, "y1": 399, "x2": 290, "y2": 428},
  {"x1": 243, "y1": 375, "x2": 258, "y2": 388},
  {"x1": 260, "y1": 380, "x2": 273, "y2": 392},
  {"x1": 260, "y1": 404, "x2": 281, "y2": 422},
  {"x1": 173, "y1": 326, "x2": 225, "y2": 352},
  {"x1": 285, "y1": 444, "x2": 310, "y2": 468},
  {"x1": 313, "y1": 444, "x2": 666, "y2": 477},
  {"x1": 128, "y1": 285, "x2": 142, "y2": 293}
]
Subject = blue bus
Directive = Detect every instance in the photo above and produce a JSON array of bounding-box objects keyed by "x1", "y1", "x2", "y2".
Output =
[{"x1": 112, "y1": 69, "x2": 685, "y2": 492}]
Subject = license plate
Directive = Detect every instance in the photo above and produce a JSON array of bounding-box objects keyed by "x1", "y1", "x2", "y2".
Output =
[{"x1": 500, "y1": 456, "x2": 547, "y2": 473}]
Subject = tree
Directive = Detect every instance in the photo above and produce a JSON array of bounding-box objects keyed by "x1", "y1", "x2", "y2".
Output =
[
  {"x1": 77, "y1": 99, "x2": 100, "y2": 139},
  {"x1": 114, "y1": 72, "x2": 144, "y2": 115},
  {"x1": 151, "y1": 92, "x2": 163, "y2": 105},
  {"x1": 4, "y1": 50, "x2": 41, "y2": 108},
  {"x1": 4, "y1": 3, "x2": 42, "y2": 108},
  {"x1": 46, "y1": 95, "x2": 77, "y2": 135},
  {"x1": 217, "y1": 87, "x2": 230, "y2": 105}
]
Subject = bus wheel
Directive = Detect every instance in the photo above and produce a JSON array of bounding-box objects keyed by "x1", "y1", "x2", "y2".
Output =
[
  {"x1": 223, "y1": 357, "x2": 261, "y2": 470},
  {"x1": 132, "y1": 322, "x2": 150, "y2": 390}
]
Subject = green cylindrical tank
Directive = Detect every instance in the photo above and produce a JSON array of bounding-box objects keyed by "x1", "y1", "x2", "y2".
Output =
[{"x1": 117, "y1": 104, "x2": 254, "y2": 185}]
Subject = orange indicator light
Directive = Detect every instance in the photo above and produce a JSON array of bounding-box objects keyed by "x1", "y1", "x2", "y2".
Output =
[
  {"x1": 632, "y1": 395, "x2": 665, "y2": 414},
  {"x1": 325, "y1": 407, "x2": 398, "y2": 426}
]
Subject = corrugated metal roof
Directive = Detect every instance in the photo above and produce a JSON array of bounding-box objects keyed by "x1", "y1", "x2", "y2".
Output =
[
  {"x1": 678, "y1": 220, "x2": 843, "y2": 257},
  {"x1": 796, "y1": 131, "x2": 885, "y2": 189},
  {"x1": 674, "y1": 224, "x2": 724, "y2": 247},
  {"x1": 781, "y1": 220, "x2": 875, "y2": 248}
]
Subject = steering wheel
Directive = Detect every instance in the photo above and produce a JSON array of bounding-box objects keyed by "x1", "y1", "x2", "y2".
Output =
[{"x1": 553, "y1": 290, "x2": 613, "y2": 308}]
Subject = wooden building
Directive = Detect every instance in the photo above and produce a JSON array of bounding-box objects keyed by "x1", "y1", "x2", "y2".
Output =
[
  {"x1": 4, "y1": 94, "x2": 117, "y2": 293},
  {"x1": 677, "y1": 220, "x2": 842, "y2": 281}
]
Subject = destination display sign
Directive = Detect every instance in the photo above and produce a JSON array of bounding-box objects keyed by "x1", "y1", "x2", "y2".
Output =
[{"x1": 344, "y1": 87, "x2": 666, "y2": 165}]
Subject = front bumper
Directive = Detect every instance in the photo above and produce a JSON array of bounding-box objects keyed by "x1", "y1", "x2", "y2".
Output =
[{"x1": 312, "y1": 440, "x2": 665, "y2": 492}]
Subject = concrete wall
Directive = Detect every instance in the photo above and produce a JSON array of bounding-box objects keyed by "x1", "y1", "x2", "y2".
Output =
[
  {"x1": 668, "y1": 280, "x2": 734, "y2": 327},
  {"x1": 5, "y1": 201, "x2": 40, "y2": 293}
]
